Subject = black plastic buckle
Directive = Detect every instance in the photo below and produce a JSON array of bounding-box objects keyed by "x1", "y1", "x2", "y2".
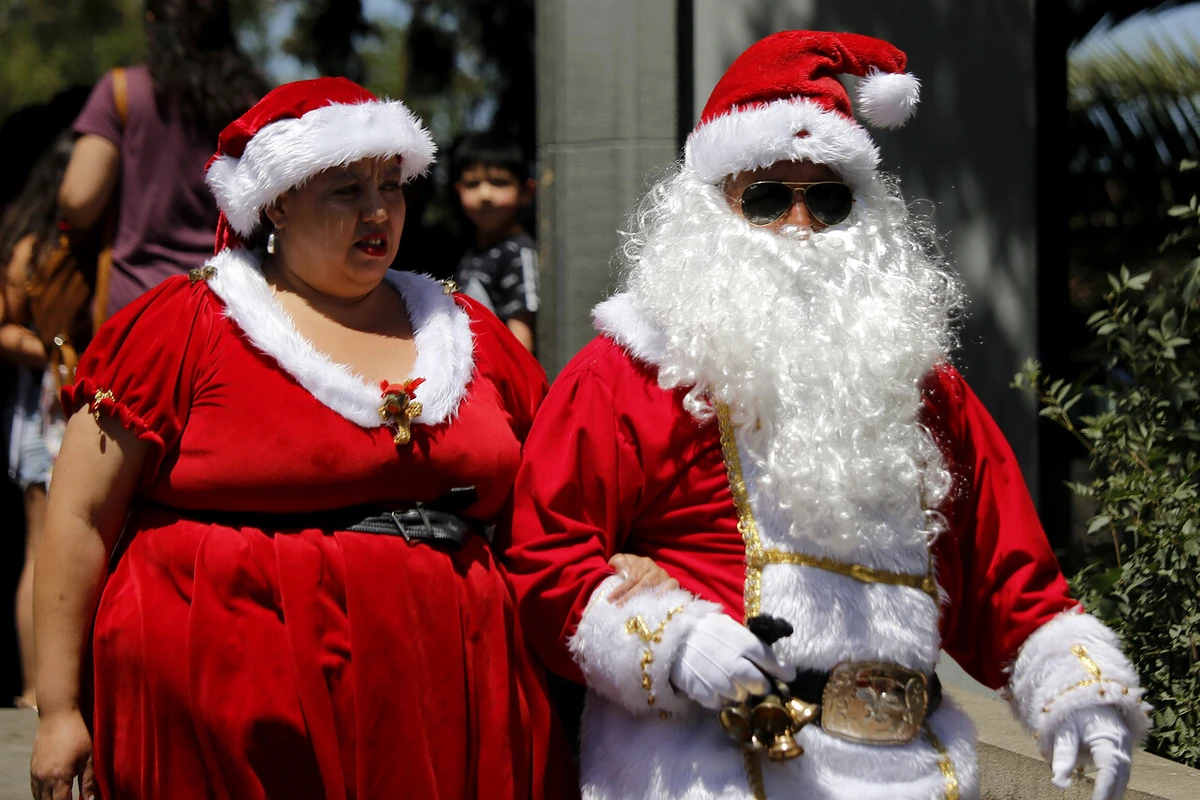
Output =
[{"x1": 390, "y1": 504, "x2": 435, "y2": 542}]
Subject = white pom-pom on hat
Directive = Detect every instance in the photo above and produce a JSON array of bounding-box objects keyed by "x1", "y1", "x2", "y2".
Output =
[{"x1": 856, "y1": 68, "x2": 921, "y2": 129}]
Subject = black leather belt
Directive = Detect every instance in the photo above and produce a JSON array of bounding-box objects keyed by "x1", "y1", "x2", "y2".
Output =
[{"x1": 145, "y1": 487, "x2": 486, "y2": 547}]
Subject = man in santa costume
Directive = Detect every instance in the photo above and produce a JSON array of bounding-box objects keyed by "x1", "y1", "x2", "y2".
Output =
[{"x1": 504, "y1": 30, "x2": 1150, "y2": 800}]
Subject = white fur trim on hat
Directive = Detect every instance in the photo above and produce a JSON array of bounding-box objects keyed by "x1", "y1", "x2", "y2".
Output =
[
  {"x1": 684, "y1": 98, "x2": 880, "y2": 187},
  {"x1": 204, "y1": 248, "x2": 473, "y2": 427},
  {"x1": 856, "y1": 68, "x2": 921, "y2": 129},
  {"x1": 206, "y1": 100, "x2": 437, "y2": 237}
]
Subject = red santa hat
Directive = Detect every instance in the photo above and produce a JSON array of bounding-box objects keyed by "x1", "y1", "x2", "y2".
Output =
[
  {"x1": 205, "y1": 76, "x2": 436, "y2": 252},
  {"x1": 684, "y1": 30, "x2": 919, "y2": 187}
]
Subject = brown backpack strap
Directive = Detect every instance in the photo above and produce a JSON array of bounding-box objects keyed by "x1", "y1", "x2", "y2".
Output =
[
  {"x1": 111, "y1": 66, "x2": 129, "y2": 129},
  {"x1": 92, "y1": 67, "x2": 128, "y2": 333}
]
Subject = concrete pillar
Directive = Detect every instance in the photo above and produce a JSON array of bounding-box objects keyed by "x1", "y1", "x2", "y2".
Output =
[
  {"x1": 535, "y1": 0, "x2": 678, "y2": 377},
  {"x1": 690, "y1": 0, "x2": 1041, "y2": 496}
]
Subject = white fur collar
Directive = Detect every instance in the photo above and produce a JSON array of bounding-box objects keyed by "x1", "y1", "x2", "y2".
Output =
[
  {"x1": 592, "y1": 293, "x2": 667, "y2": 368},
  {"x1": 204, "y1": 248, "x2": 474, "y2": 428}
]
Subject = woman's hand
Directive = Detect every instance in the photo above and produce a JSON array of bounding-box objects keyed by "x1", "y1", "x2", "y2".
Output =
[
  {"x1": 607, "y1": 553, "x2": 679, "y2": 606},
  {"x1": 30, "y1": 709, "x2": 94, "y2": 800}
]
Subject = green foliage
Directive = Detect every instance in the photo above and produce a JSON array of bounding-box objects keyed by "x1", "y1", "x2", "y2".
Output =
[
  {"x1": 0, "y1": 0, "x2": 146, "y2": 120},
  {"x1": 1013, "y1": 176, "x2": 1200, "y2": 766}
]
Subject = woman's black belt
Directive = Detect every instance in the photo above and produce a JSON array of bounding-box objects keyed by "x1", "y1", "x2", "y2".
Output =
[{"x1": 144, "y1": 487, "x2": 486, "y2": 547}]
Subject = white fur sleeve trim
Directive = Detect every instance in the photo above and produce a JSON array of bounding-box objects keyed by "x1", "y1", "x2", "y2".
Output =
[
  {"x1": 1008, "y1": 609, "x2": 1152, "y2": 758},
  {"x1": 568, "y1": 575, "x2": 720, "y2": 717}
]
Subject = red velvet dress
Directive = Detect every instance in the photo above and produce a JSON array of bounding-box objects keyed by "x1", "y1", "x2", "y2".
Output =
[{"x1": 62, "y1": 255, "x2": 575, "y2": 800}]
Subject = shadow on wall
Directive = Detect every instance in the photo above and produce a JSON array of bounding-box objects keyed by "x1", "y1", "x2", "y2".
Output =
[{"x1": 696, "y1": 0, "x2": 1040, "y2": 488}]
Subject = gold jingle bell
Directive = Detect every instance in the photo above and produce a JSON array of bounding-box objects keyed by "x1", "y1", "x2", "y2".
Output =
[
  {"x1": 718, "y1": 703, "x2": 756, "y2": 747},
  {"x1": 785, "y1": 697, "x2": 820, "y2": 730},
  {"x1": 751, "y1": 694, "x2": 804, "y2": 761},
  {"x1": 767, "y1": 729, "x2": 804, "y2": 761}
]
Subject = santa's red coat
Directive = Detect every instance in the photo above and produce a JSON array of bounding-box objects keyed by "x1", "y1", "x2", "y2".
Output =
[{"x1": 503, "y1": 327, "x2": 1080, "y2": 799}]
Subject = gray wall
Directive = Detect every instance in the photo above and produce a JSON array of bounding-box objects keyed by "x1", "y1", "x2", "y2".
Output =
[
  {"x1": 691, "y1": 0, "x2": 1041, "y2": 493},
  {"x1": 536, "y1": 0, "x2": 679, "y2": 376}
]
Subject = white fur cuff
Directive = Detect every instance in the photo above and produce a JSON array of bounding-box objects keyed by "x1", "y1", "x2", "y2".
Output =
[
  {"x1": 568, "y1": 576, "x2": 720, "y2": 717},
  {"x1": 1008, "y1": 610, "x2": 1152, "y2": 759}
]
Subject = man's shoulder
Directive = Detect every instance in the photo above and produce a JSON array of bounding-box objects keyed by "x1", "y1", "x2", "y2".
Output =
[{"x1": 557, "y1": 335, "x2": 671, "y2": 398}]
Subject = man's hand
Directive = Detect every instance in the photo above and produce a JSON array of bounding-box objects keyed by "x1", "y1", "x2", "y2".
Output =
[
  {"x1": 1050, "y1": 705, "x2": 1133, "y2": 800},
  {"x1": 669, "y1": 613, "x2": 795, "y2": 709},
  {"x1": 607, "y1": 553, "x2": 679, "y2": 606}
]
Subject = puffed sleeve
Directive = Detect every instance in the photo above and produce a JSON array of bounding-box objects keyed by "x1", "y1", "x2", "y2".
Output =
[
  {"x1": 929, "y1": 366, "x2": 1149, "y2": 750},
  {"x1": 457, "y1": 294, "x2": 547, "y2": 441},
  {"x1": 503, "y1": 341, "x2": 715, "y2": 717},
  {"x1": 61, "y1": 275, "x2": 220, "y2": 484}
]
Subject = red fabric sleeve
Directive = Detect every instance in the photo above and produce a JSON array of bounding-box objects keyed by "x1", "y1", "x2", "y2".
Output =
[
  {"x1": 929, "y1": 365, "x2": 1080, "y2": 689},
  {"x1": 72, "y1": 70, "x2": 123, "y2": 145},
  {"x1": 502, "y1": 341, "x2": 647, "y2": 683},
  {"x1": 456, "y1": 294, "x2": 548, "y2": 442},
  {"x1": 61, "y1": 275, "x2": 220, "y2": 484}
]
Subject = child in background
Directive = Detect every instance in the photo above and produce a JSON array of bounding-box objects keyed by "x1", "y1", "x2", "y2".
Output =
[{"x1": 452, "y1": 133, "x2": 539, "y2": 352}]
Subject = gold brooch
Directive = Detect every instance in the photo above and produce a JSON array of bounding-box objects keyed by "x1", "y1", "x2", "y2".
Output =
[
  {"x1": 378, "y1": 378, "x2": 425, "y2": 445},
  {"x1": 188, "y1": 265, "x2": 217, "y2": 284}
]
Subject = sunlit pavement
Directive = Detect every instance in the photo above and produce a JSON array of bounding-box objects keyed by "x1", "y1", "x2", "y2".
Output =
[{"x1": 0, "y1": 709, "x2": 35, "y2": 798}]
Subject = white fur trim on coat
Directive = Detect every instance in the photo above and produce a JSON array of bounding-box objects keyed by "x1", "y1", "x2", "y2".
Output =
[
  {"x1": 204, "y1": 248, "x2": 473, "y2": 427},
  {"x1": 592, "y1": 293, "x2": 667, "y2": 368},
  {"x1": 855, "y1": 69, "x2": 921, "y2": 129},
  {"x1": 206, "y1": 100, "x2": 436, "y2": 237},
  {"x1": 1008, "y1": 609, "x2": 1152, "y2": 760},
  {"x1": 579, "y1": 692, "x2": 979, "y2": 800},
  {"x1": 569, "y1": 575, "x2": 720, "y2": 717},
  {"x1": 684, "y1": 98, "x2": 880, "y2": 187}
]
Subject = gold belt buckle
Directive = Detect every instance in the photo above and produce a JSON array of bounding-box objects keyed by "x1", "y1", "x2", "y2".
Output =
[{"x1": 820, "y1": 661, "x2": 929, "y2": 744}]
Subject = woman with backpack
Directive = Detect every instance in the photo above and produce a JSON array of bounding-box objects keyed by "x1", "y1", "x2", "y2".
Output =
[{"x1": 58, "y1": 0, "x2": 266, "y2": 320}]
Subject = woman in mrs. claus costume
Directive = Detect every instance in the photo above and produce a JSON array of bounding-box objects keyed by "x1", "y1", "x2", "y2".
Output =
[{"x1": 30, "y1": 77, "x2": 580, "y2": 800}]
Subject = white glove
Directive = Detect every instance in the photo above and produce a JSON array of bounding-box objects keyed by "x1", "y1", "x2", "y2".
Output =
[
  {"x1": 1050, "y1": 705, "x2": 1133, "y2": 800},
  {"x1": 669, "y1": 613, "x2": 795, "y2": 710}
]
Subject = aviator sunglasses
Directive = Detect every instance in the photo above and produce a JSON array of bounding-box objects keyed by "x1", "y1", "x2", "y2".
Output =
[{"x1": 739, "y1": 180, "x2": 855, "y2": 227}]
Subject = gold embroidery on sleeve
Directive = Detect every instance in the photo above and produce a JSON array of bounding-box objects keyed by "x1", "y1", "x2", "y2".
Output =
[{"x1": 624, "y1": 605, "x2": 685, "y2": 716}]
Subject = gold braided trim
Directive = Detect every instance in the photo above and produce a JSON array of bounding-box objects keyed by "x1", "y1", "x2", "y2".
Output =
[
  {"x1": 715, "y1": 403, "x2": 937, "y2": 607},
  {"x1": 716, "y1": 402, "x2": 767, "y2": 618},
  {"x1": 924, "y1": 723, "x2": 960, "y2": 800},
  {"x1": 1072, "y1": 644, "x2": 1103, "y2": 678},
  {"x1": 1040, "y1": 645, "x2": 1131, "y2": 714},
  {"x1": 754, "y1": 549, "x2": 938, "y2": 598},
  {"x1": 742, "y1": 750, "x2": 768, "y2": 800},
  {"x1": 624, "y1": 606, "x2": 685, "y2": 716}
]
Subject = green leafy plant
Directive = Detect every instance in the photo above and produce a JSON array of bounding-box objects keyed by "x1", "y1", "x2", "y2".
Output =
[{"x1": 1013, "y1": 169, "x2": 1200, "y2": 766}]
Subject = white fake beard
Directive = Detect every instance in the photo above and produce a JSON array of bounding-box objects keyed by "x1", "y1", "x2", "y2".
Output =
[{"x1": 617, "y1": 167, "x2": 965, "y2": 555}]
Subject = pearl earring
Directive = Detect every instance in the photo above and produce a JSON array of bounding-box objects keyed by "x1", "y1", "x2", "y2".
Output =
[{"x1": 267, "y1": 230, "x2": 277, "y2": 255}]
